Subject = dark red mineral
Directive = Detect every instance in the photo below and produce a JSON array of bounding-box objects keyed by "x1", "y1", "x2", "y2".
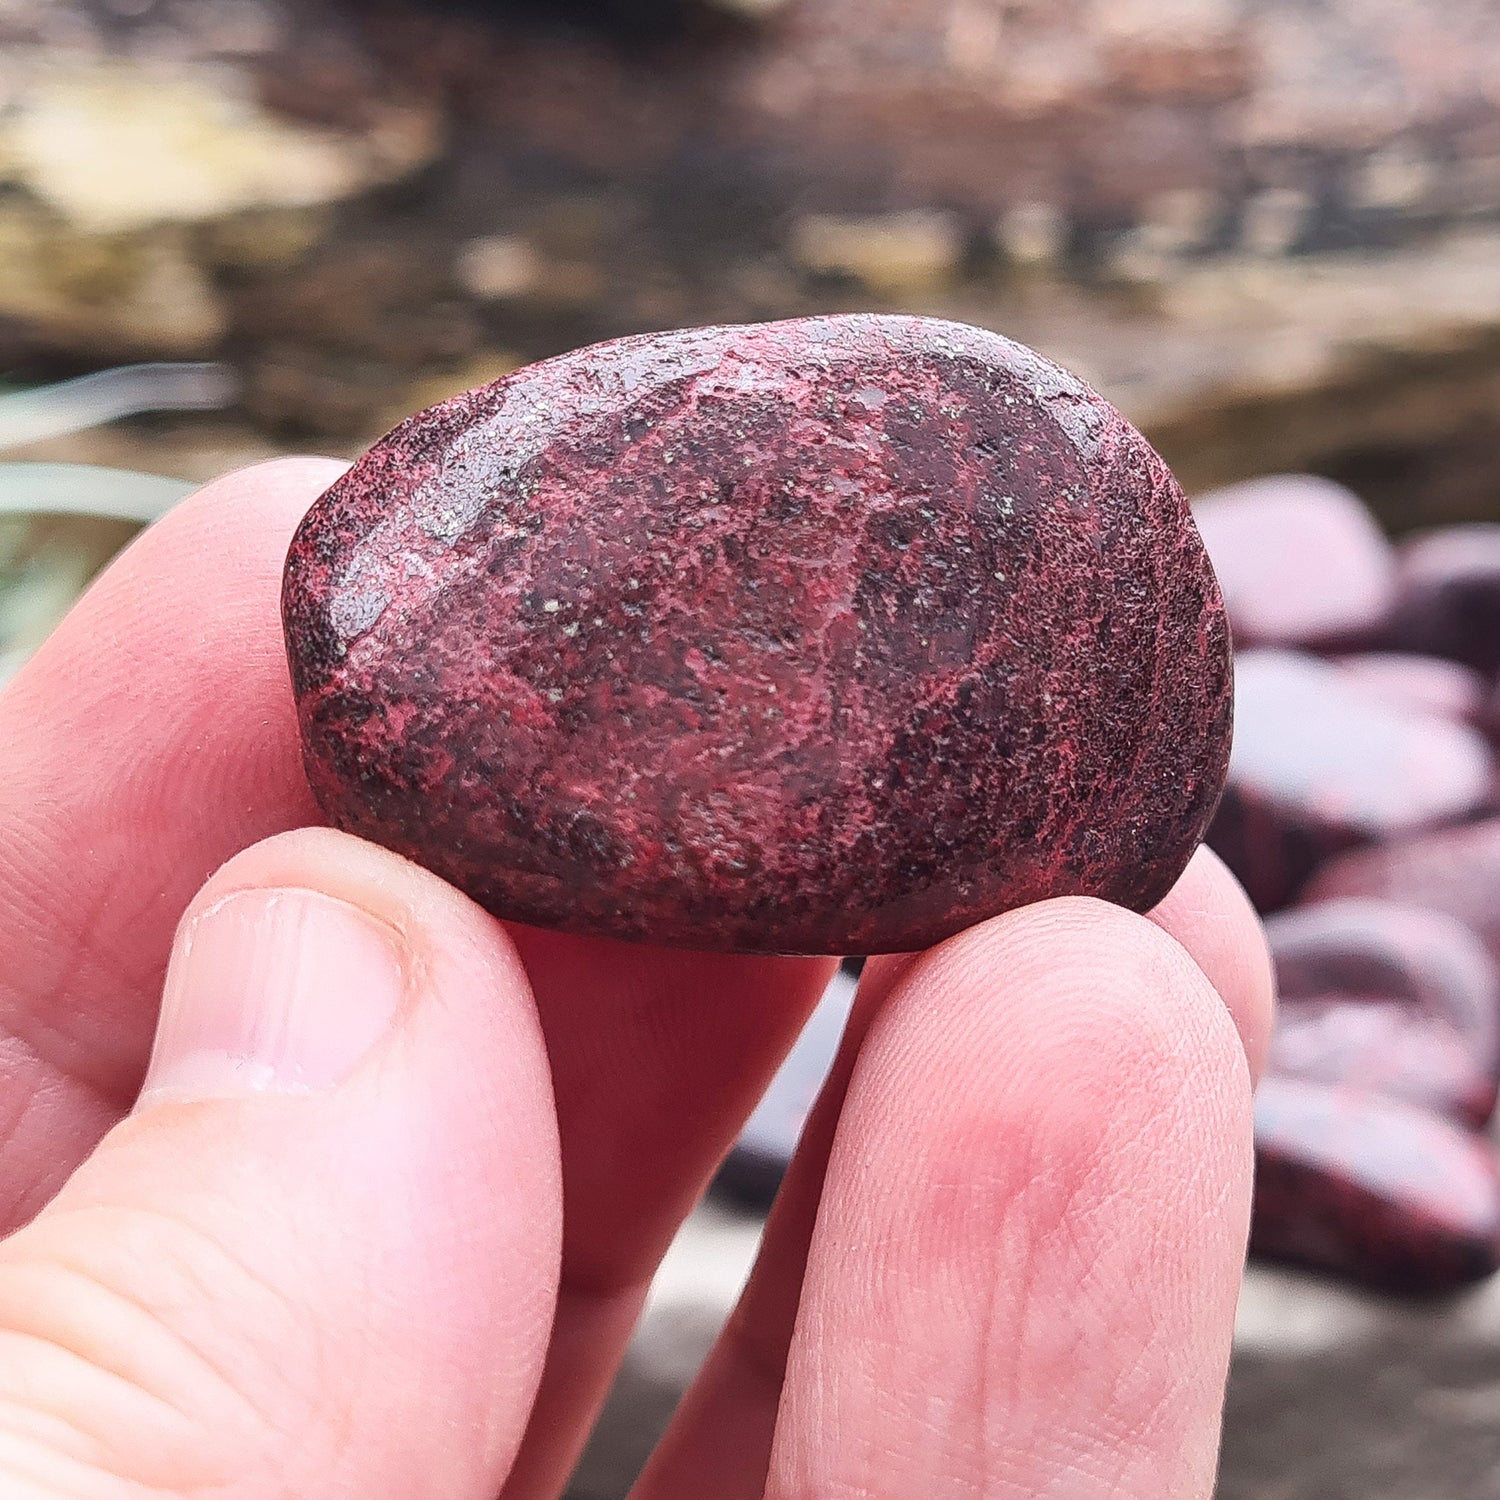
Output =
[
  {"x1": 1306, "y1": 819, "x2": 1500, "y2": 966},
  {"x1": 1206, "y1": 650, "x2": 1493, "y2": 912},
  {"x1": 1265, "y1": 898, "x2": 1500, "y2": 1075},
  {"x1": 1191, "y1": 475, "x2": 1395, "y2": 651},
  {"x1": 1386, "y1": 524, "x2": 1500, "y2": 674},
  {"x1": 1268, "y1": 1000, "x2": 1497, "y2": 1129},
  {"x1": 1251, "y1": 1077, "x2": 1500, "y2": 1295},
  {"x1": 282, "y1": 315, "x2": 1231, "y2": 954}
]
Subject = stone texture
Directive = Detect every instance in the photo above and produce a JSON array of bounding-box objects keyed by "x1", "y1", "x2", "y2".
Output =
[
  {"x1": 1192, "y1": 475, "x2": 1396, "y2": 649},
  {"x1": 283, "y1": 315, "x2": 1232, "y2": 954},
  {"x1": 1251, "y1": 1077, "x2": 1500, "y2": 1296},
  {"x1": 1306, "y1": 819, "x2": 1500, "y2": 966},
  {"x1": 1334, "y1": 651, "x2": 1486, "y2": 724},
  {"x1": 1206, "y1": 651, "x2": 1494, "y2": 911},
  {"x1": 1387, "y1": 525, "x2": 1500, "y2": 674},
  {"x1": 1266, "y1": 899, "x2": 1500, "y2": 1074}
]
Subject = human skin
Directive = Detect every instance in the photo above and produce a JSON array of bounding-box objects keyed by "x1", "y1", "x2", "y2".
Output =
[{"x1": 0, "y1": 458, "x2": 1272, "y2": 1498}]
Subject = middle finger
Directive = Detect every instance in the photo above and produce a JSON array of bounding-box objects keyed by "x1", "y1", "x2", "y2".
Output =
[{"x1": 634, "y1": 850, "x2": 1269, "y2": 1500}]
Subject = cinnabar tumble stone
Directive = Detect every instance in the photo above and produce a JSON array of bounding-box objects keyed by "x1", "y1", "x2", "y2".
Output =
[
  {"x1": 1306, "y1": 819, "x2": 1500, "y2": 966},
  {"x1": 282, "y1": 315, "x2": 1231, "y2": 954},
  {"x1": 1269, "y1": 999, "x2": 1497, "y2": 1129},
  {"x1": 1191, "y1": 474, "x2": 1395, "y2": 650},
  {"x1": 1206, "y1": 650, "x2": 1493, "y2": 912},
  {"x1": 1387, "y1": 524, "x2": 1500, "y2": 673},
  {"x1": 1265, "y1": 898, "x2": 1500, "y2": 1075},
  {"x1": 1252, "y1": 1077, "x2": 1500, "y2": 1295}
]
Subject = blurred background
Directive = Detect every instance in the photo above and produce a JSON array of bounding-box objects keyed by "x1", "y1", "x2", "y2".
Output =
[{"x1": 4, "y1": 0, "x2": 1500, "y2": 1495}]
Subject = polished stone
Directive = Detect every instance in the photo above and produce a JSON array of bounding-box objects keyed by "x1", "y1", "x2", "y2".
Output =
[
  {"x1": 1206, "y1": 651, "x2": 1493, "y2": 911},
  {"x1": 1252, "y1": 1076, "x2": 1500, "y2": 1295},
  {"x1": 283, "y1": 315, "x2": 1232, "y2": 953},
  {"x1": 1386, "y1": 525, "x2": 1500, "y2": 673},
  {"x1": 1267, "y1": 898, "x2": 1500, "y2": 1076},
  {"x1": 1192, "y1": 475, "x2": 1395, "y2": 650},
  {"x1": 1269, "y1": 1000, "x2": 1496, "y2": 1129},
  {"x1": 1306, "y1": 819, "x2": 1500, "y2": 965}
]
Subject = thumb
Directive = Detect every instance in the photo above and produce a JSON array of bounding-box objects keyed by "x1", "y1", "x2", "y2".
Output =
[{"x1": 0, "y1": 828, "x2": 561, "y2": 1499}]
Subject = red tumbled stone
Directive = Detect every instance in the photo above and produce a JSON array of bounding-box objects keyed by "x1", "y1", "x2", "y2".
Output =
[
  {"x1": 1387, "y1": 524, "x2": 1500, "y2": 673},
  {"x1": 1266, "y1": 898, "x2": 1500, "y2": 1074},
  {"x1": 1206, "y1": 650, "x2": 1493, "y2": 912},
  {"x1": 1251, "y1": 1077, "x2": 1500, "y2": 1294},
  {"x1": 1192, "y1": 474, "x2": 1395, "y2": 650},
  {"x1": 281, "y1": 315, "x2": 1232, "y2": 954},
  {"x1": 1305, "y1": 818, "x2": 1500, "y2": 965},
  {"x1": 1486, "y1": 679, "x2": 1500, "y2": 746},
  {"x1": 1269, "y1": 999, "x2": 1497, "y2": 1128},
  {"x1": 1333, "y1": 651, "x2": 1485, "y2": 724}
]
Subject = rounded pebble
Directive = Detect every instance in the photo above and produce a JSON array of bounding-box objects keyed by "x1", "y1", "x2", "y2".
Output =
[
  {"x1": 1252, "y1": 1076, "x2": 1500, "y2": 1295},
  {"x1": 1206, "y1": 650, "x2": 1494, "y2": 911},
  {"x1": 1305, "y1": 818, "x2": 1500, "y2": 965},
  {"x1": 1269, "y1": 999, "x2": 1497, "y2": 1129},
  {"x1": 1192, "y1": 474, "x2": 1395, "y2": 650},
  {"x1": 1386, "y1": 524, "x2": 1500, "y2": 673},
  {"x1": 1266, "y1": 898, "x2": 1500, "y2": 1074},
  {"x1": 283, "y1": 315, "x2": 1232, "y2": 954}
]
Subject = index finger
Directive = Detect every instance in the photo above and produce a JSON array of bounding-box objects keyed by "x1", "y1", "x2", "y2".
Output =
[
  {"x1": 0, "y1": 459, "x2": 835, "y2": 1495},
  {"x1": 0, "y1": 458, "x2": 344, "y2": 1222}
]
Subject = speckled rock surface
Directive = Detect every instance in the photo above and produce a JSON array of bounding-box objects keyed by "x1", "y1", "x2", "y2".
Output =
[
  {"x1": 1207, "y1": 650, "x2": 1493, "y2": 911},
  {"x1": 1251, "y1": 1077, "x2": 1500, "y2": 1295},
  {"x1": 1193, "y1": 475, "x2": 1396, "y2": 650},
  {"x1": 283, "y1": 314, "x2": 1231, "y2": 954}
]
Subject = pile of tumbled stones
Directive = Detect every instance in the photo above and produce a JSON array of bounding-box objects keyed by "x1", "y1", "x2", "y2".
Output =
[
  {"x1": 720, "y1": 476, "x2": 1500, "y2": 1299},
  {"x1": 1195, "y1": 476, "x2": 1500, "y2": 1295}
]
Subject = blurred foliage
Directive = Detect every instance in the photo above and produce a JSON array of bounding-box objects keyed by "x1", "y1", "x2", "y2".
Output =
[
  {"x1": 0, "y1": 511, "x2": 139, "y2": 686},
  {"x1": 0, "y1": 363, "x2": 232, "y2": 685}
]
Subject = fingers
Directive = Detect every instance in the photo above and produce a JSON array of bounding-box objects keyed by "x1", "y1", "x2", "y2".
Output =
[
  {"x1": 497, "y1": 936, "x2": 834, "y2": 1500},
  {"x1": 0, "y1": 457, "x2": 345, "y2": 1227},
  {"x1": 765, "y1": 902, "x2": 1251, "y2": 1498},
  {"x1": 852, "y1": 846, "x2": 1273, "y2": 1085},
  {"x1": 638, "y1": 890, "x2": 1255, "y2": 1500},
  {"x1": 0, "y1": 453, "x2": 839, "y2": 1498},
  {"x1": 1146, "y1": 845, "x2": 1276, "y2": 1080},
  {"x1": 0, "y1": 828, "x2": 560, "y2": 1499}
]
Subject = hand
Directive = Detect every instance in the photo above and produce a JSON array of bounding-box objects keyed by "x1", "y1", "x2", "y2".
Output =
[{"x1": 0, "y1": 459, "x2": 1274, "y2": 1498}]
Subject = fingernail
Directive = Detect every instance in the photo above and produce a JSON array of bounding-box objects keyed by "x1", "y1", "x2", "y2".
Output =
[{"x1": 141, "y1": 887, "x2": 408, "y2": 1103}]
